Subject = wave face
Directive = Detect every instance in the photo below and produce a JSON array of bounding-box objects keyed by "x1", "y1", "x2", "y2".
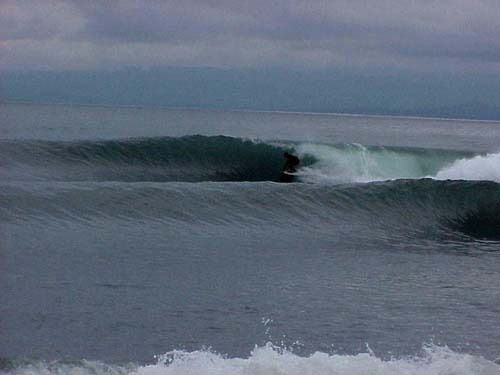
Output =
[
  {"x1": 3, "y1": 135, "x2": 495, "y2": 183},
  {"x1": 0, "y1": 136, "x2": 292, "y2": 182},
  {"x1": 1, "y1": 344, "x2": 499, "y2": 375}
]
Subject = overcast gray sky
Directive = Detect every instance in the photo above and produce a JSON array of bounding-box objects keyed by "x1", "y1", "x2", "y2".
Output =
[{"x1": 1, "y1": 0, "x2": 500, "y2": 73}]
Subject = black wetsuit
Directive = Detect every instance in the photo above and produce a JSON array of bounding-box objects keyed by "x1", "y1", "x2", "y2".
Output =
[{"x1": 283, "y1": 153, "x2": 300, "y2": 172}]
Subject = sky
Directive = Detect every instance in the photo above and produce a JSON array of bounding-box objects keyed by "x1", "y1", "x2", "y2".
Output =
[
  {"x1": 1, "y1": 1, "x2": 500, "y2": 118},
  {"x1": 2, "y1": 0, "x2": 500, "y2": 73}
]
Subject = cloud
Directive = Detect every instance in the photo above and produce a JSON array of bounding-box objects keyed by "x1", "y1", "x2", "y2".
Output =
[
  {"x1": 0, "y1": 0, "x2": 83, "y2": 41},
  {"x1": 1, "y1": 0, "x2": 500, "y2": 72}
]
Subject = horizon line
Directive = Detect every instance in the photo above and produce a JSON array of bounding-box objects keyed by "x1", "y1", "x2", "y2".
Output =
[{"x1": 2, "y1": 99, "x2": 500, "y2": 124}]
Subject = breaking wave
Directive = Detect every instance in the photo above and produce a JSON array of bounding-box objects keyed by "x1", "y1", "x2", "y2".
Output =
[
  {"x1": 2, "y1": 135, "x2": 500, "y2": 240},
  {"x1": 0, "y1": 136, "x2": 291, "y2": 182},
  {"x1": 1, "y1": 344, "x2": 499, "y2": 375},
  {"x1": 4, "y1": 135, "x2": 498, "y2": 183}
]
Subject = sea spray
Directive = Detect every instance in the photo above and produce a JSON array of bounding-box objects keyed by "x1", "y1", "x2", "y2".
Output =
[
  {"x1": 435, "y1": 152, "x2": 500, "y2": 182},
  {"x1": 294, "y1": 143, "x2": 468, "y2": 183},
  {"x1": 3, "y1": 345, "x2": 498, "y2": 375},
  {"x1": 146, "y1": 344, "x2": 499, "y2": 375}
]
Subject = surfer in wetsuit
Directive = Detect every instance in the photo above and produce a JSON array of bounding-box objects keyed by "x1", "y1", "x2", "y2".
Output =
[{"x1": 283, "y1": 152, "x2": 300, "y2": 173}]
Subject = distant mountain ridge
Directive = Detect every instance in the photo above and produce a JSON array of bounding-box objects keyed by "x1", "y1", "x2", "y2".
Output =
[
  {"x1": 2, "y1": 68, "x2": 500, "y2": 121},
  {"x1": 397, "y1": 102, "x2": 500, "y2": 121},
  {"x1": 340, "y1": 102, "x2": 500, "y2": 121}
]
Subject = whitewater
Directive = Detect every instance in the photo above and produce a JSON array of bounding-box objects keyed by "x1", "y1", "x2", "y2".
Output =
[
  {"x1": 5, "y1": 345, "x2": 500, "y2": 375},
  {"x1": 1, "y1": 103, "x2": 500, "y2": 375}
]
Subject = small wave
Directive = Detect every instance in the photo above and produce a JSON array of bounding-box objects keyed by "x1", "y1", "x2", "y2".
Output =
[
  {"x1": 2, "y1": 179, "x2": 500, "y2": 242},
  {"x1": 1, "y1": 344, "x2": 498, "y2": 375}
]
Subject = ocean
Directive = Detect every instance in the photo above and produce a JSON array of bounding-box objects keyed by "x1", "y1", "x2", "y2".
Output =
[{"x1": 1, "y1": 102, "x2": 500, "y2": 374}]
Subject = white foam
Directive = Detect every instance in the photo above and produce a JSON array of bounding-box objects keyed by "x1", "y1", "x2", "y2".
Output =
[
  {"x1": 434, "y1": 153, "x2": 500, "y2": 182},
  {"x1": 138, "y1": 344, "x2": 498, "y2": 375},
  {"x1": 294, "y1": 143, "x2": 439, "y2": 183},
  {"x1": 292, "y1": 143, "x2": 500, "y2": 184},
  {"x1": 6, "y1": 344, "x2": 498, "y2": 375}
]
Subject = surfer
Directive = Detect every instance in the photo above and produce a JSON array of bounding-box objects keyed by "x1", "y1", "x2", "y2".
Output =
[{"x1": 283, "y1": 152, "x2": 300, "y2": 173}]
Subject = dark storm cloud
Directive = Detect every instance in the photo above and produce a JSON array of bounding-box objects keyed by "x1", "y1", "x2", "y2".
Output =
[{"x1": 1, "y1": 0, "x2": 500, "y2": 71}]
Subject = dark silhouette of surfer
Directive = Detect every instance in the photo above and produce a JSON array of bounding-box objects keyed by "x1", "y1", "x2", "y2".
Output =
[
  {"x1": 280, "y1": 152, "x2": 300, "y2": 182},
  {"x1": 283, "y1": 152, "x2": 300, "y2": 173}
]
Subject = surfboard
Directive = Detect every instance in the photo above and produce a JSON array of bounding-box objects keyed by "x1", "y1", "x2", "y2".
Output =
[{"x1": 280, "y1": 171, "x2": 296, "y2": 183}]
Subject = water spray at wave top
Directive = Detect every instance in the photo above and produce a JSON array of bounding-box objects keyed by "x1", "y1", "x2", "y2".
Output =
[
  {"x1": 292, "y1": 142, "x2": 500, "y2": 184},
  {"x1": 4, "y1": 343, "x2": 500, "y2": 375}
]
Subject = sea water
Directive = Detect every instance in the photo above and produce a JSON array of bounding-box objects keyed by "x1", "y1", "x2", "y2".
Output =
[{"x1": 1, "y1": 103, "x2": 500, "y2": 374}]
